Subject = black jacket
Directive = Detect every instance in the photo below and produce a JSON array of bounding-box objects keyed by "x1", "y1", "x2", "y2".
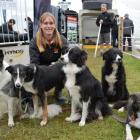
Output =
[
  {"x1": 96, "y1": 12, "x2": 112, "y2": 33},
  {"x1": 29, "y1": 35, "x2": 68, "y2": 65},
  {"x1": 123, "y1": 17, "x2": 134, "y2": 35}
]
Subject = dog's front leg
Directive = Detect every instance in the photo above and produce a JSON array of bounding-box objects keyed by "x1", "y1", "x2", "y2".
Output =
[
  {"x1": 65, "y1": 99, "x2": 80, "y2": 122},
  {"x1": 40, "y1": 95, "x2": 48, "y2": 126},
  {"x1": 79, "y1": 101, "x2": 89, "y2": 127},
  {"x1": 8, "y1": 97, "x2": 15, "y2": 127},
  {"x1": 126, "y1": 124, "x2": 133, "y2": 140},
  {"x1": 30, "y1": 95, "x2": 39, "y2": 118}
]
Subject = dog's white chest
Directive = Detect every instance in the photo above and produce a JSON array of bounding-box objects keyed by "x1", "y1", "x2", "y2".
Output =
[
  {"x1": 105, "y1": 63, "x2": 118, "y2": 92},
  {"x1": 105, "y1": 63, "x2": 118, "y2": 84},
  {"x1": 63, "y1": 64, "x2": 81, "y2": 103},
  {"x1": 23, "y1": 80, "x2": 37, "y2": 94}
]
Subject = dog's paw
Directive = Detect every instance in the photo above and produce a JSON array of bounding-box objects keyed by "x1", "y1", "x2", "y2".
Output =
[
  {"x1": 118, "y1": 107, "x2": 124, "y2": 112},
  {"x1": 40, "y1": 120, "x2": 47, "y2": 126},
  {"x1": 8, "y1": 121, "x2": 14, "y2": 127},
  {"x1": 65, "y1": 117, "x2": 72, "y2": 122},
  {"x1": 126, "y1": 136, "x2": 133, "y2": 140},
  {"x1": 98, "y1": 116, "x2": 103, "y2": 120},
  {"x1": 126, "y1": 134, "x2": 133, "y2": 140},
  {"x1": 79, "y1": 121, "x2": 85, "y2": 127}
]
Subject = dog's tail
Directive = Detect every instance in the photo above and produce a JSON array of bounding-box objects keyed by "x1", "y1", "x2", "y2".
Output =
[
  {"x1": 48, "y1": 104, "x2": 62, "y2": 118},
  {"x1": 37, "y1": 104, "x2": 62, "y2": 119}
]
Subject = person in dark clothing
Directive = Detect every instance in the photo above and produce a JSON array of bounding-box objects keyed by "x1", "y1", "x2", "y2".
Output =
[
  {"x1": 96, "y1": 4, "x2": 112, "y2": 46},
  {"x1": 0, "y1": 19, "x2": 18, "y2": 35},
  {"x1": 96, "y1": 4, "x2": 112, "y2": 55},
  {"x1": 123, "y1": 14, "x2": 134, "y2": 51},
  {"x1": 29, "y1": 12, "x2": 69, "y2": 104},
  {"x1": 111, "y1": 14, "x2": 119, "y2": 48},
  {"x1": 24, "y1": 17, "x2": 33, "y2": 41}
]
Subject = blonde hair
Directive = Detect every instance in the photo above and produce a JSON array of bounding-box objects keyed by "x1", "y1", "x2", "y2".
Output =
[{"x1": 36, "y1": 12, "x2": 62, "y2": 52}]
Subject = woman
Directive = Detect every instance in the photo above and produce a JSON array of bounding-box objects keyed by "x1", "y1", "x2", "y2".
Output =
[{"x1": 29, "y1": 12, "x2": 68, "y2": 104}]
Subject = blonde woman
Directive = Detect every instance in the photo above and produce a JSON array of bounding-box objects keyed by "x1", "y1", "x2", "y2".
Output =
[{"x1": 29, "y1": 12, "x2": 68, "y2": 104}]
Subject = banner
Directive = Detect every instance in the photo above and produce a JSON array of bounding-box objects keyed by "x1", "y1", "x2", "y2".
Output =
[
  {"x1": 67, "y1": 16, "x2": 77, "y2": 42},
  {"x1": 33, "y1": 0, "x2": 51, "y2": 36}
]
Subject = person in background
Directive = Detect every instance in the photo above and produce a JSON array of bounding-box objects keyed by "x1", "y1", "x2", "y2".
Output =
[
  {"x1": 96, "y1": 3, "x2": 112, "y2": 54},
  {"x1": 29, "y1": 12, "x2": 68, "y2": 104},
  {"x1": 123, "y1": 13, "x2": 134, "y2": 51},
  {"x1": 24, "y1": 17, "x2": 33, "y2": 41},
  {"x1": 0, "y1": 19, "x2": 18, "y2": 35},
  {"x1": 111, "y1": 14, "x2": 119, "y2": 48}
]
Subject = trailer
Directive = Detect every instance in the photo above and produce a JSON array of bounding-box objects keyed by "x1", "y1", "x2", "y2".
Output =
[{"x1": 79, "y1": 9, "x2": 117, "y2": 49}]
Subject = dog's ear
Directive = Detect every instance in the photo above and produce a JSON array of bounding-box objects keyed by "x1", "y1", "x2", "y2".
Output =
[
  {"x1": 103, "y1": 51, "x2": 108, "y2": 60},
  {"x1": 81, "y1": 50, "x2": 87, "y2": 63},
  {"x1": 26, "y1": 64, "x2": 36, "y2": 75},
  {"x1": 5, "y1": 66, "x2": 13, "y2": 74},
  {"x1": 119, "y1": 50, "x2": 123, "y2": 58},
  {"x1": 0, "y1": 49, "x2": 4, "y2": 60}
]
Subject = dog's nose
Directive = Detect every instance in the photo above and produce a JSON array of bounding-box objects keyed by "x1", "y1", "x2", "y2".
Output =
[
  {"x1": 118, "y1": 58, "x2": 121, "y2": 62},
  {"x1": 15, "y1": 83, "x2": 22, "y2": 88},
  {"x1": 60, "y1": 57, "x2": 64, "y2": 61}
]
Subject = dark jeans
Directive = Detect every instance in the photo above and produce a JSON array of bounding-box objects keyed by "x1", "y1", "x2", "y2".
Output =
[
  {"x1": 123, "y1": 34, "x2": 132, "y2": 51},
  {"x1": 112, "y1": 32, "x2": 118, "y2": 48}
]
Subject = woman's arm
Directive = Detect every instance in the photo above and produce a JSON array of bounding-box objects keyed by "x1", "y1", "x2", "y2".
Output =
[{"x1": 29, "y1": 38, "x2": 40, "y2": 64}]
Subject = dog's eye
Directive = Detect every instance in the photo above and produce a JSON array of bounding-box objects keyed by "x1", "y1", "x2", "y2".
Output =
[
  {"x1": 20, "y1": 72, "x2": 25, "y2": 76},
  {"x1": 13, "y1": 72, "x2": 17, "y2": 76}
]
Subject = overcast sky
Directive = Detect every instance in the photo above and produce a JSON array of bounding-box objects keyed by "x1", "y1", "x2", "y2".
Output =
[{"x1": 0, "y1": 0, "x2": 139, "y2": 37}]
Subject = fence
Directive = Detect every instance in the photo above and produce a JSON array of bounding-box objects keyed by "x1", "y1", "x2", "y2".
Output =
[
  {"x1": 0, "y1": 0, "x2": 33, "y2": 46},
  {"x1": 0, "y1": 0, "x2": 32, "y2": 64}
]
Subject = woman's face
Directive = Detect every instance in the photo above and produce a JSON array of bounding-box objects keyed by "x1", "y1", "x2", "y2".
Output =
[{"x1": 40, "y1": 16, "x2": 55, "y2": 37}]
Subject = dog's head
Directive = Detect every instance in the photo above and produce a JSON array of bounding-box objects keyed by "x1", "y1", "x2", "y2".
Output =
[
  {"x1": 61, "y1": 46, "x2": 87, "y2": 67},
  {"x1": 0, "y1": 49, "x2": 4, "y2": 70},
  {"x1": 128, "y1": 94, "x2": 140, "y2": 121},
  {"x1": 103, "y1": 48, "x2": 123, "y2": 63},
  {"x1": 6, "y1": 64, "x2": 36, "y2": 88}
]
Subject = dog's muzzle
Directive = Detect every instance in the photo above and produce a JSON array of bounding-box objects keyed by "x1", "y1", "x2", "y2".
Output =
[{"x1": 15, "y1": 83, "x2": 22, "y2": 88}]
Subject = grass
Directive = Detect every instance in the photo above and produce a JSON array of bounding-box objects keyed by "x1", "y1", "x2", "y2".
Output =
[{"x1": 0, "y1": 49, "x2": 140, "y2": 140}]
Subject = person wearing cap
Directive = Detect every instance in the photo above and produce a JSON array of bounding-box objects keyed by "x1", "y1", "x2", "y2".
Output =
[
  {"x1": 0, "y1": 19, "x2": 18, "y2": 35},
  {"x1": 123, "y1": 14, "x2": 134, "y2": 51},
  {"x1": 96, "y1": 4, "x2": 112, "y2": 55}
]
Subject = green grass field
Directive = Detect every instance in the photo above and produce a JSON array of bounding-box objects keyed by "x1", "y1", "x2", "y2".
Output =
[{"x1": 0, "y1": 50, "x2": 140, "y2": 140}]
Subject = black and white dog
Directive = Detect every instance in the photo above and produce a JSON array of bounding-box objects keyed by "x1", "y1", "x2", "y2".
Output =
[
  {"x1": 0, "y1": 49, "x2": 22, "y2": 127},
  {"x1": 61, "y1": 47, "x2": 112, "y2": 126},
  {"x1": 126, "y1": 93, "x2": 140, "y2": 140},
  {"x1": 6, "y1": 62, "x2": 65, "y2": 126},
  {"x1": 102, "y1": 48, "x2": 129, "y2": 111}
]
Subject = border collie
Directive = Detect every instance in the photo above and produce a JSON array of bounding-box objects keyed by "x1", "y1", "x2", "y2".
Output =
[
  {"x1": 102, "y1": 48, "x2": 129, "y2": 111},
  {"x1": 6, "y1": 62, "x2": 65, "y2": 126},
  {"x1": 0, "y1": 49, "x2": 22, "y2": 127},
  {"x1": 61, "y1": 47, "x2": 112, "y2": 126},
  {"x1": 126, "y1": 93, "x2": 140, "y2": 140}
]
